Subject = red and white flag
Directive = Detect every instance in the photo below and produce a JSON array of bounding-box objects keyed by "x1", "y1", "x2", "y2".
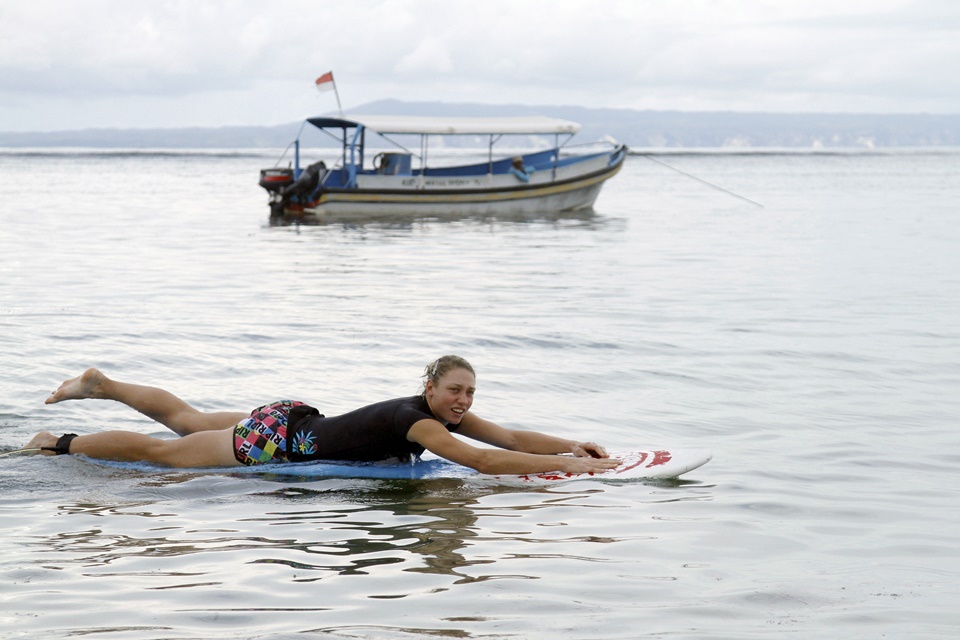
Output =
[{"x1": 315, "y1": 71, "x2": 335, "y2": 92}]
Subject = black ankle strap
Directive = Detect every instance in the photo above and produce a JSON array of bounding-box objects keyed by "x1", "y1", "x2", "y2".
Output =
[{"x1": 41, "y1": 433, "x2": 78, "y2": 455}]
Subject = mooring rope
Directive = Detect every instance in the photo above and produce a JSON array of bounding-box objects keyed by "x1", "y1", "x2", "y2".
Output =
[{"x1": 642, "y1": 154, "x2": 765, "y2": 208}]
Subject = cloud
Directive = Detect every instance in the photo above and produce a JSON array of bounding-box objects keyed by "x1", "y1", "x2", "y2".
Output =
[
  {"x1": 394, "y1": 37, "x2": 455, "y2": 75},
  {"x1": 0, "y1": 0, "x2": 957, "y2": 131}
]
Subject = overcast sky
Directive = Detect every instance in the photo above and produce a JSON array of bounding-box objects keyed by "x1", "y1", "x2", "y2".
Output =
[{"x1": 1, "y1": 0, "x2": 957, "y2": 132}]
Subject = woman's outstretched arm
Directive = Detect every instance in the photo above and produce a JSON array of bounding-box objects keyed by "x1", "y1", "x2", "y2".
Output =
[
  {"x1": 455, "y1": 412, "x2": 610, "y2": 458},
  {"x1": 407, "y1": 418, "x2": 619, "y2": 475}
]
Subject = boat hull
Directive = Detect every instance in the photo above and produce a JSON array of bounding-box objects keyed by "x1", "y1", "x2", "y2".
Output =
[{"x1": 282, "y1": 148, "x2": 625, "y2": 219}]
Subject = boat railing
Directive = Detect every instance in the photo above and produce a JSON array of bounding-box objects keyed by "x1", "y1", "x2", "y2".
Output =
[
  {"x1": 270, "y1": 121, "x2": 624, "y2": 192},
  {"x1": 311, "y1": 144, "x2": 623, "y2": 188}
]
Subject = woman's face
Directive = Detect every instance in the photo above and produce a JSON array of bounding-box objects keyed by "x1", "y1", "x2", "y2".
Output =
[{"x1": 425, "y1": 367, "x2": 476, "y2": 424}]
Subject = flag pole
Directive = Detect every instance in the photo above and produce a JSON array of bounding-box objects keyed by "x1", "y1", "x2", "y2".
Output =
[
  {"x1": 332, "y1": 75, "x2": 343, "y2": 116},
  {"x1": 315, "y1": 71, "x2": 343, "y2": 116}
]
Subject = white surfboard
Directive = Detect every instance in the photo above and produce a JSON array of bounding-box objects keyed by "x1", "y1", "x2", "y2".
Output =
[
  {"x1": 484, "y1": 449, "x2": 713, "y2": 484},
  {"x1": 2, "y1": 447, "x2": 712, "y2": 484}
]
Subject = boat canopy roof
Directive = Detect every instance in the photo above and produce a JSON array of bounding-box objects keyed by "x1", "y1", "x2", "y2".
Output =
[{"x1": 305, "y1": 114, "x2": 581, "y2": 136}]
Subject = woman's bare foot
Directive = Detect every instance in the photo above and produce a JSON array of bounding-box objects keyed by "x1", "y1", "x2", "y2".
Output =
[
  {"x1": 24, "y1": 431, "x2": 59, "y2": 455},
  {"x1": 45, "y1": 368, "x2": 108, "y2": 404}
]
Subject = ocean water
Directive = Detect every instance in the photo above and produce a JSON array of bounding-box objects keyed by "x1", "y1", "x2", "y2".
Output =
[{"x1": 0, "y1": 147, "x2": 958, "y2": 639}]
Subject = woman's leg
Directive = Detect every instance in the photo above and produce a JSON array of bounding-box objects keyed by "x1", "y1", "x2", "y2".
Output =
[
  {"x1": 26, "y1": 428, "x2": 240, "y2": 468},
  {"x1": 45, "y1": 368, "x2": 248, "y2": 436}
]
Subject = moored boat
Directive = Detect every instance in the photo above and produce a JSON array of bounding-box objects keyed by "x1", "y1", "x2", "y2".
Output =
[{"x1": 259, "y1": 114, "x2": 626, "y2": 221}]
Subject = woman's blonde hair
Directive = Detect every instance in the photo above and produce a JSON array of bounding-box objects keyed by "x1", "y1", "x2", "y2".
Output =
[{"x1": 420, "y1": 355, "x2": 475, "y2": 394}]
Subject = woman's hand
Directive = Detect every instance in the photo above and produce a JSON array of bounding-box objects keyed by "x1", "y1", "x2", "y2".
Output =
[
  {"x1": 570, "y1": 441, "x2": 609, "y2": 458},
  {"x1": 557, "y1": 454, "x2": 621, "y2": 474}
]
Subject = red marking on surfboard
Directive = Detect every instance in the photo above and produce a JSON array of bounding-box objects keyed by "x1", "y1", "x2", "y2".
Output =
[
  {"x1": 614, "y1": 450, "x2": 671, "y2": 474},
  {"x1": 650, "y1": 450, "x2": 672, "y2": 466},
  {"x1": 518, "y1": 472, "x2": 583, "y2": 481},
  {"x1": 528, "y1": 473, "x2": 569, "y2": 481},
  {"x1": 514, "y1": 450, "x2": 676, "y2": 482}
]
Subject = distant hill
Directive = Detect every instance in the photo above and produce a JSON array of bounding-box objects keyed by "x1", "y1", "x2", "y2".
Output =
[
  {"x1": 351, "y1": 100, "x2": 960, "y2": 149},
  {"x1": 2, "y1": 100, "x2": 958, "y2": 149}
]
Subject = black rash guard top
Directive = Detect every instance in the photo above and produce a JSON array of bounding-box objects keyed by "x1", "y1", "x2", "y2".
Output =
[{"x1": 285, "y1": 395, "x2": 456, "y2": 463}]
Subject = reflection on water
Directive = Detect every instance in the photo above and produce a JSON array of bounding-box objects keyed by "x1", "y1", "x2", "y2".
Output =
[
  {"x1": 247, "y1": 483, "x2": 493, "y2": 583},
  {"x1": 20, "y1": 470, "x2": 713, "y2": 595},
  {"x1": 29, "y1": 481, "x2": 631, "y2": 583},
  {"x1": 267, "y1": 206, "x2": 604, "y2": 229}
]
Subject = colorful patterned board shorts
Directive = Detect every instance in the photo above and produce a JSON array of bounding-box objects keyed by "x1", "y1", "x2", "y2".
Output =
[{"x1": 233, "y1": 400, "x2": 305, "y2": 465}]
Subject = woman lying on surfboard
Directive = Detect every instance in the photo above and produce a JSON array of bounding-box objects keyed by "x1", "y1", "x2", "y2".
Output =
[{"x1": 26, "y1": 355, "x2": 620, "y2": 475}]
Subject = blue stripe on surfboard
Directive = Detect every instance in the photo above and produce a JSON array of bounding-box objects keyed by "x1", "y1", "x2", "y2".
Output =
[{"x1": 79, "y1": 456, "x2": 476, "y2": 479}]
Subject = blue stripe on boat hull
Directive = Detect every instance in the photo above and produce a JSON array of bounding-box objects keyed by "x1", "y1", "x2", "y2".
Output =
[{"x1": 286, "y1": 150, "x2": 625, "y2": 218}]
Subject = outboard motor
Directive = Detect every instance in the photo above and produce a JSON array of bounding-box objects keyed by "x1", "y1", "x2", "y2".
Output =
[
  {"x1": 260, "y1": 162, "x2": 326, "y2": 220},
  {"x1": 282, "y1": 161, "x2": 327, "y2": 201},
  {"x1": 259, "y1": 167, "x2": 294, "y2": 193}
]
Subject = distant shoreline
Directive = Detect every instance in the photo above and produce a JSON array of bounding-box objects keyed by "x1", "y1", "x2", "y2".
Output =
[
  {"x1": 4, "y1": 147, "x2": 958, "y2": 159},
  {"x1": 2, "y1": 99, "x2": 958, "y2": 149}
]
